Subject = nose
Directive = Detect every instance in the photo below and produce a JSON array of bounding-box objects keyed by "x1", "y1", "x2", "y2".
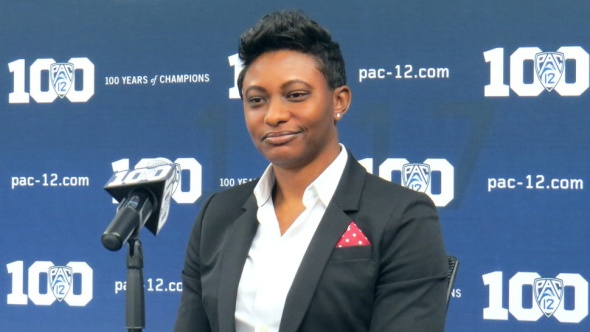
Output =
[{"x1": 264, "y1": 100, "x2": 290, "y2": 127}]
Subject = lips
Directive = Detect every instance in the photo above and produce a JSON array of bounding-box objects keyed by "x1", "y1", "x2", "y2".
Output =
[{"x1": 262, "y1": 130, "x2": 300, "y2": 145}]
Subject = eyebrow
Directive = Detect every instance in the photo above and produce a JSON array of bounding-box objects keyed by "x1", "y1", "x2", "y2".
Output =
[
  {"x1": 243, "y1": 85, "x2": 266, "y2": 96},
  {"x1": 243, "y1": 79, "x2": 313, "y2": 96},
  {"x1": 280, "y1": 79, "x2": 313, "y2": 90}
]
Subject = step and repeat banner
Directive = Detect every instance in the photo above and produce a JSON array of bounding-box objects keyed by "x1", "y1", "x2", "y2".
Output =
[{"x1": 1, "y1": 1, "x2": 588, "y2": 331}]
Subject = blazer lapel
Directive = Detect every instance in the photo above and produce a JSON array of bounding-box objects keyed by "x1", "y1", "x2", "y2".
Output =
[
  {"x1": 217, "y1": 194, "x2": 259, "y2": 332},
  {"x1": 279, "y1": 154, "x2": 366, "y2": 332}
]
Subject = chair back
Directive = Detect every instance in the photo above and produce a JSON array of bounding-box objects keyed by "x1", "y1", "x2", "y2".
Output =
[{"x1": 446, "y1": 255, "x2": 460, "y2": 310}]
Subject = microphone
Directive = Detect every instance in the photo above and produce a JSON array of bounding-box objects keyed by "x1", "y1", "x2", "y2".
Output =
[{"x1": 101, "y1": 158, "x2": 181, "y2": 251}]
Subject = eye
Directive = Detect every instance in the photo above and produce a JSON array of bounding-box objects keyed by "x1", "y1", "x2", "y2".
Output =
[
  {"x1": 286, "y1": 90, "x2": 310, "y2": 101},
  {"x1": 247, "y1": 96, "x2": 266, "y2": 107}
]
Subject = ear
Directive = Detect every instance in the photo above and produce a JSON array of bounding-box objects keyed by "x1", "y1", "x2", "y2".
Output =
[{"x1": 333, "y1": 85, "x2": 351, "y2": 122}]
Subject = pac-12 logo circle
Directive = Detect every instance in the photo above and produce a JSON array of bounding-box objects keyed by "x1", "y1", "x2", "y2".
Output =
[{"x1": 8, "y1": 57, "x2": 95, "y2": 103}]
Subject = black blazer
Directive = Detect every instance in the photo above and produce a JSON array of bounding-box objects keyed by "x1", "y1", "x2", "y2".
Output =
[{"x1": 174, "y1": 153, "x2": 448, "y2": 332}]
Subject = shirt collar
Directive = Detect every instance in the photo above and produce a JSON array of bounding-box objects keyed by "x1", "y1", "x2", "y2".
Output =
[
  {"x1": 253, "y1": 144, "x2": 348, "y2": 208},
  {"x1": 311, "y1": 144, "x2": 348, "y2": 207},
  {"x1": 253, "y1": 164, "x2": 275, "y2": 207}
]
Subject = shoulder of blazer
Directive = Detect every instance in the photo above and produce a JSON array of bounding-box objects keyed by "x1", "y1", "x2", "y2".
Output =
[
  {"x1": 201, "y1": 179, "x2": 259, "y2": 217},
  {"x1": 334, "y1": 153, "x2": 421, "y2": 209},
  {"x1": 195, "y1": 179, "x2": 259, "y2": 251},
  {"x1": 361, "y1": 170, "x2": 437, "y2": 213},
  {"x1": 363, "y1": 170, "x2": 416, "y2": 193}
]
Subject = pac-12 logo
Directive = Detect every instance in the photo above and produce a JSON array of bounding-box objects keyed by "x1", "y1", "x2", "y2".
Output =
[
  {"x1": 484, "y1": 46, "x2": 588, "y2": 97},
  {"x1": 535, "y1": 52, "x2": 564, "y2": 92},
  {"x1": 402, "y1": 163, "x2": 430, "y2": 193},
  {"x1": 535, "y1": 277, "x2": 563, "y2": 318},
  {"x1": 48, "y1": 266, "x2": 73, "y2": 302},
  {"x1": 8, "y1": 57, "x2": 95, "y2": 103},
  {"x1": 50, "y1": 63, "x2": 75, "y2": 98}
]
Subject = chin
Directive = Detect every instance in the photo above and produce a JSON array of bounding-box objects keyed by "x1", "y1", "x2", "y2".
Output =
[
  {"x1": 260, "y1": 145, "x2": 294, "y2": 160},
  {"x1": 263, "y1": 153, "x2": 298, "y2": 168},
  {"x1": 269, "y1": 155, "x2": 314, "y2": 171}
]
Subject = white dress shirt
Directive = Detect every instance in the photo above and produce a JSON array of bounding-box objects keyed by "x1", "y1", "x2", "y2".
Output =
[{"x1": 235, "y1": 145, "x2": 348, "y2": 332}]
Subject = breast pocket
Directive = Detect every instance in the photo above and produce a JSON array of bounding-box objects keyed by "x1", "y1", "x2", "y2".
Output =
[
  {"x1": 320, "y1": 246, "x2": 377, "y2": 303},
  {"x1": 328, "y1": 246, "x2": 373, "y2": 261}
]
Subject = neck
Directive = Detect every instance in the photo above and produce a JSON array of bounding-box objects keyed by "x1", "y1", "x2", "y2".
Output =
[{"x1": 272, "y1": 143, "x2": 341, "y2": 203}]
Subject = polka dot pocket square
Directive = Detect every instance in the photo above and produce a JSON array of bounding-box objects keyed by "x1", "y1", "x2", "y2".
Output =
[{"x1": 336, "y1": 222, "x2": 371, "y2": 248}]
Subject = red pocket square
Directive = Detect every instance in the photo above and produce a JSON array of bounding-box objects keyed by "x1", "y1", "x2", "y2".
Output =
[{"x1": 336, "y1": 222, "x2": 371, "y2": 248}]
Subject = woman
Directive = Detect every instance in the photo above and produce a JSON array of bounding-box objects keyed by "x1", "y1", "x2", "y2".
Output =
[{"x1": 174, "y1": 10, "x2": 448, "y2": 332}]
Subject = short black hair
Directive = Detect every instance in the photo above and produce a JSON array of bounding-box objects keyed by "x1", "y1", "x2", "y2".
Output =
[{"x1": 237, "y1": 10, "x2": 346, "y2": 98}]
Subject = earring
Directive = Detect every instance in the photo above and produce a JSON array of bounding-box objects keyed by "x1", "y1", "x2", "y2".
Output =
[{"x1": 336, "y1": 113, "x2": 341, "y2": 118}]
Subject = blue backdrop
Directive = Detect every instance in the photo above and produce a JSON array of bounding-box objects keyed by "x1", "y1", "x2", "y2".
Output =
[{"x1": 1, "y1": 0, "x2": 589, "y2": 330}]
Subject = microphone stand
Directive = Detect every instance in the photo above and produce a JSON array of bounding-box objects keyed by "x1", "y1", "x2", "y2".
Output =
[{"x1": 126, "y1": 228, "x2": 145, "y2": 331}]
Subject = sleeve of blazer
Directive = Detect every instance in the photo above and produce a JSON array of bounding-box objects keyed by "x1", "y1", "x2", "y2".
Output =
[
  {"x1": 369, "y1": 191, "x2": 448, "y2": 332},
  {"x1": 173, "y1": 194, "x2": 215, "y2": 332}
]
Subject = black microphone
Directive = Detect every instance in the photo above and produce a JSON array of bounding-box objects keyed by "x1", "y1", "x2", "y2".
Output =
[{"x1": 101, "y1": 159, "x2": 180, "y2": 251}]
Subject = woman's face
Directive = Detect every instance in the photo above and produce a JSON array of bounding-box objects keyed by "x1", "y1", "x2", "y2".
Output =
[{"x1": 241, "y1": 50, "x2": 347, "y2": 171}]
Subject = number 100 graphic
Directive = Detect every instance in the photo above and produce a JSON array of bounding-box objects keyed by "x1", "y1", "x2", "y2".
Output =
[
  {"x1": 6, "y1": 261, "x2": 93, "y2": 307},
  {"x1": 484, "y1": 46, "x2": 589, "y2": 97},
  {"x1": 8, "y1": 57, "x2": 95, "y2": 103}
]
